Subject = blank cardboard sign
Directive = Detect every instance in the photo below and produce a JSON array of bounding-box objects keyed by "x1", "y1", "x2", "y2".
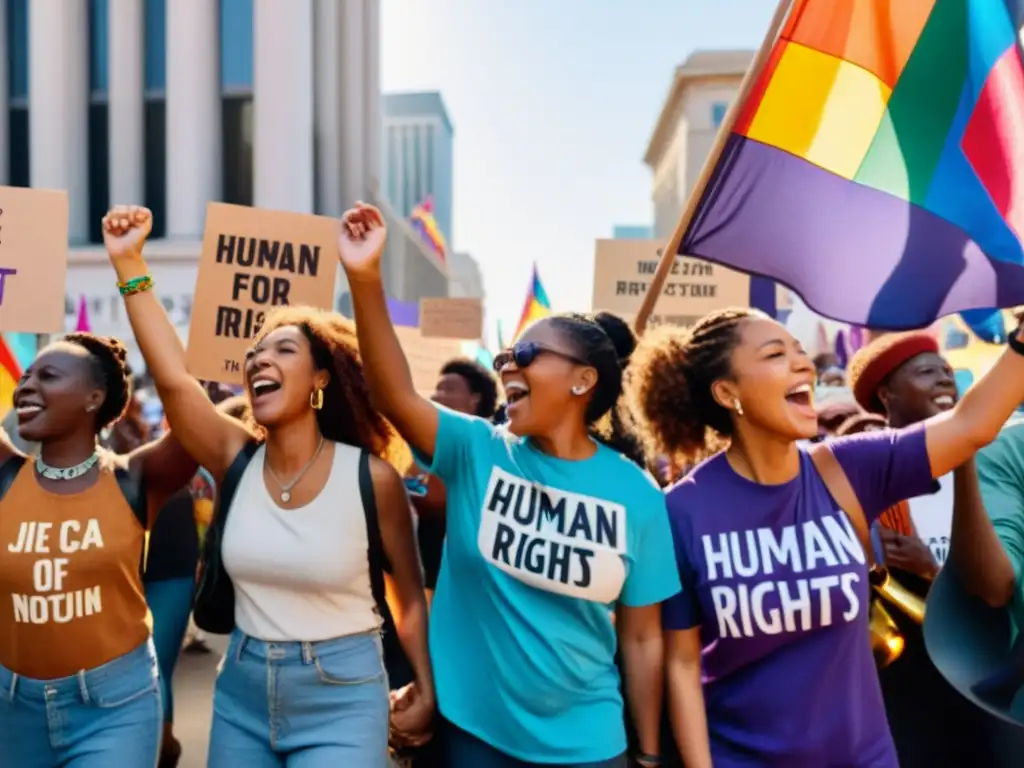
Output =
[
  {"x1": 0, "y1": 187, "x2": 69, "y2": 332},
  {"x1": 187, "y1": 202, "x2": 340, "y2": 384},
  {"x1": 419, "y1": 297, "x2": 483, "y2": 339}
]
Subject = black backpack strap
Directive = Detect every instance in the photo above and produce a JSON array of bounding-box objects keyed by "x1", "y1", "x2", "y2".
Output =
[
  {"x1": 221, "y1": 441, "x2": 261, "y2": 514},
  {"x1": 358, "y1": 450, "x2": 390, "y2": 612},
  {"x1": 114, "y1": 466, "x2": 148, "y2": 530},
  {"x1": 0, "y1": 456, "x2": 26, "y2": 502},
  {"x1": 193, "y1": 440, "x2": 260, "y2": 635}
]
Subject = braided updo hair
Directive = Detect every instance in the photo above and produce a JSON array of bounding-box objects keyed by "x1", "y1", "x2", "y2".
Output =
[{"x1": 63, "y1": 332, "x2": 133, "y2": 432}]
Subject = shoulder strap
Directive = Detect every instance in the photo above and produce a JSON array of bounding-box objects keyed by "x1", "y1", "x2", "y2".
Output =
[
  {"x1": 358, "y1": 450, "x2": 389, "y2": 613},
  {"x1": 809, "y1": 446, "x2": 873, "y2": 559},
  {"x1": 114, "y1": 466, "x2": 148, "y2": 530},
  {"x1": 220, "y1": 441, "x2": 261, "y2": 516},
  {"x1": 0, "y1": 456, "x2": 26, "y2": 502}
]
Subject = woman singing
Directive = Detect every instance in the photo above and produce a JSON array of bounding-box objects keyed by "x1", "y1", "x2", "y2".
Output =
[
  {"x1": 0, "y1": 333, "x2": 197, "y2": 766},
  {"x1": 101, "y1": 205, "x2": 433, "y2": 767},
  {"x1": 338, "y1": 203, "x2": 679, "y2": 768},
  {"x1": 629, "y1": 308, "x2": 1024, "y2": 767}
]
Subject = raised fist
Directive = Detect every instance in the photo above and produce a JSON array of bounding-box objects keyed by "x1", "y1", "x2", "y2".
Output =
[
  {"x1": 102, "y1": 205, "x2": 153, "y2": 262},
  {"x1": 337, "y1": 202, "x2": 387, "y2": 278}
]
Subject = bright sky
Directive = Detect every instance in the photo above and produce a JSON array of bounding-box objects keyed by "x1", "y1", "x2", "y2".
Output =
[{"x1": 380, "y1": 0, "x2": 777, "y2": 345}]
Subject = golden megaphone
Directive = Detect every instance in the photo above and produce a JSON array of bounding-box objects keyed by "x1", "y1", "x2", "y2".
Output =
[{"x1": 868, "y1": 565, "x2": 928, "y2": 668}]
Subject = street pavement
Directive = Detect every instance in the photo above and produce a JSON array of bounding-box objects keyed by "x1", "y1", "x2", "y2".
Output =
[{"x1": 172, "y1": 634, "x2": 228, "y2": 768}]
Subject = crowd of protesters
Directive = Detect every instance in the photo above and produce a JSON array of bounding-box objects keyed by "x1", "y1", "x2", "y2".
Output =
[{"x1": 5, "y1": 203, "x2": 1024, "y2": 768}]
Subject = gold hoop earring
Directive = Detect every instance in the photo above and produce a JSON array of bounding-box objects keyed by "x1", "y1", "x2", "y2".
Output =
[
  {"x1": 734, "y1": 399, "x2": 744, "y2": 417},
  {"x1": 310, "y1": 388, "x2": 324, "y2": 411}
]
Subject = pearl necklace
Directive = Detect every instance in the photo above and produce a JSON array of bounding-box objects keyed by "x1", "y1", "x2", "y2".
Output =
[{"x1": 36, "y1": 452, "x2": 99, "y2": 481}]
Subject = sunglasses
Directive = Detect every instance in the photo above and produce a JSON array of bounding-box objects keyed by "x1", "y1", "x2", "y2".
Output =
[{"x1": 492, "y1": 341, "x2": 588, "y2": 373}]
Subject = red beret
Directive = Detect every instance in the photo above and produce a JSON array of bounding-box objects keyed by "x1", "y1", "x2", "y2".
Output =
[{"x1": 848, "y1": 332, "x2": 940, "y2": 413}]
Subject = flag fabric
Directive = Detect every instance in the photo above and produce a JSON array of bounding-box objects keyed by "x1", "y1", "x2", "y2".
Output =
[
  {"x1": 682, "y1": 0, "x2": 1024, "y2": 330},
  {"x1": 512, "y1": 264, "x2": 552, "y2": 341},
  {"x1": 0, "y1": 334, "x2": 23, "y2": 420},
  {"x1": 959, "y1": 307, "x2": 1008, "y2": 343},
  {"x1": 74, "y1": 295, "x2": 91, "y2": 332},
  {"x1": 409, "y1": 198, "x2": 447, "y2": 264}
]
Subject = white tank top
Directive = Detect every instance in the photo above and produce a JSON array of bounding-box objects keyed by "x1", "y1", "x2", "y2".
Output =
[{"x1": 221, "y1": 441, "x2": 382, "y2": 641}]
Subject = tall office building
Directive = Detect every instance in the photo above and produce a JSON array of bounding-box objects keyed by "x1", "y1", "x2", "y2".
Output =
[
  {"x1": 0, "y1": 0, "x2": 447, "y2": 366},
  {"x1": 383, "y1": 91, "x2": 454, "y2": 245}
]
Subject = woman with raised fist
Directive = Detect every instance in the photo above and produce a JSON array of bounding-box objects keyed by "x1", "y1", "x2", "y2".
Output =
[
  {"x1": 100, "y1": 205, "x2": 433, "y2": 768},
  {"x1": 0, "y1": 329, "x2": 198, "y2": 766},
  {"x1": 338, "y1": 202, "x2": 679, "y2": 768}
]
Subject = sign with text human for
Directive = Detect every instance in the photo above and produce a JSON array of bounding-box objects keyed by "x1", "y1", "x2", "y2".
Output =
[
  {"x1": 187, "y1": 203, "x2": 340, "y2": 384},
  {"x1": 419, "y1": 297, "x2": 484, "y2": 339},
  {"x1": 591, "y1": 239, "x2": 750, "y2": 327},
  {"x1": 0, "y1": 186, "x2": 68, "y2": 332}
]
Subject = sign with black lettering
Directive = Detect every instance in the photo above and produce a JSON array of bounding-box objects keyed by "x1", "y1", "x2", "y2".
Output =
[
  {"x1": 187, "y1": 202, "x2": 340, "y2": 384},
  {"x1": 591, "y1": 239, "x2": 749, "y2": 327},
  {"x1": 0, "y1": 186, "x2": 68, "y2": 332}
]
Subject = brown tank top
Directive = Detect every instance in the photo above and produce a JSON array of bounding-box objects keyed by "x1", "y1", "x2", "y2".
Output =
[{"x1": 0, "y1": 458, "x2": 150, "y2": 679}]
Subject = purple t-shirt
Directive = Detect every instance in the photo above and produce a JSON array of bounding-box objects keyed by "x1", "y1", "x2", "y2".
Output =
[{"x1": 662, "y1": 426, "x2": 935, "y2": 767}]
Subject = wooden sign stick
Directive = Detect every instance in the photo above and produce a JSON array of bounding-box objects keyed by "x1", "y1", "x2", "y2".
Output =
[{"x1": 633, "y1": 0, "x2": 795, "y2": 336}]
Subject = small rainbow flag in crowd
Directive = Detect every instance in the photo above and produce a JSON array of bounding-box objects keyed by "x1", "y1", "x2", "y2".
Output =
[
  {"x1": 409, "y1": 198, "x2": 447, "y2": 264},
  {"x1": 0, "y1": 334, "x2": 23, "y2": 420},
  {"x1": 681, "y1": 0, "x2": 1024, "y2": 330},
  {"x1": 512, "y1": 264, "x2": 552, "y2": 341}
]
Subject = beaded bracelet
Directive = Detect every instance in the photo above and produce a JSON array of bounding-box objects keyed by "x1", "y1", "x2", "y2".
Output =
[{"x1": 118, "y1": 275, "x2": 154, "y2": 297}]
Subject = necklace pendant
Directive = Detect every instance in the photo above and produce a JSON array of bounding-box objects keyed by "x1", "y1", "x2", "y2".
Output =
[{"x1": 280, "y1": 491, "x2": 291, "y2": 503}]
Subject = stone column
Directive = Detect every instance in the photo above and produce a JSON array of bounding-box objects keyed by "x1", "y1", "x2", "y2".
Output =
[
  {"x1": 165, "y1": 0, "x2": 221, "y2": 237},
  {"x1": 29, "y1": 0, "x2": 89, "y2": 241}
]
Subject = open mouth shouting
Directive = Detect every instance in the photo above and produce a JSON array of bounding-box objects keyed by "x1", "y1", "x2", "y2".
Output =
[
  {"x1": 784, "y1": 382, "x2": 816, "y2": 420},
  {"x1": 250, "y1": 375, "x2": 282, "y2": 401},
  {"x1": 504, "y1": 380, "x2": 530, "y2": 413},
  {"x1": 14, "y1": 399, "x2": 45, "y2": 425}
]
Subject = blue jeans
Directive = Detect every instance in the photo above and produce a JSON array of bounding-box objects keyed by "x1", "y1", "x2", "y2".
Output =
[
  {"x1": 0, "y1": 640, "x2": 162, "y2": 768},
  {"x1": 208, "y1": 629, "x2": 390, "y2": 767},
  {"x1": 145, "y1": 576, "x2": 195, "y2": 723}
]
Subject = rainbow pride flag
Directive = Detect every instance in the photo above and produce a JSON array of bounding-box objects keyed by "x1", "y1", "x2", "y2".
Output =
[
  {"x1": 682, "y1": 0, "x2": 1024, "y2": 330},
  {"x1": 0, "y1": 334, "x2": 23, "y2": 420},
  {"x1": 512, "y1": 264, "x2": 552, "y2": 341},
  {"x1": 409, "y1": 198, "x2": 447, "y2": 264}
]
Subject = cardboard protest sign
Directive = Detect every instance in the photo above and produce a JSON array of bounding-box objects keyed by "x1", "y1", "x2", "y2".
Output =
[
  {"x1": 419, "y1": 297, "x2": 483, "y2": 340},
  {"x1": 0, "y1": 187, "x2": 68, "y2": 332},
  {"x1": 187, "y1": 202, "x2": 340, "y2": 384},
  {"x1": 394, "y1": 325, "x2": 464, "y2": 396},
  {"x1": 591, "y1": 239, "x2": 749, "y2": 327}
]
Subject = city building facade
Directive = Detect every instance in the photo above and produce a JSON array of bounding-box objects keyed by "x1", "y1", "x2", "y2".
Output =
[
  {"x1": 612, "y1": 224, "x2": 654, "y2": 239},
  {"x1": 643, "y1": 49, "x2": 752, "y2": 239},
  {"x1": 383, "y1": 91, "x2": 455, "y2": 245},
  {"x1": 1, "y1": 0, "x2": 447, "y2": 366},
  {"x1": 446, "y1": 250, "x2": 484, "y2": 299}
]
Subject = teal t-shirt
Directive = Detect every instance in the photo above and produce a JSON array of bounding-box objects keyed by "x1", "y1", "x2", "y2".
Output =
[
  {"x1": 422, "y1": 406, "x2": 681, "y2": 763},
  {"x1": 977, "y1": 416, "x2": 1024, "y2": 638}
]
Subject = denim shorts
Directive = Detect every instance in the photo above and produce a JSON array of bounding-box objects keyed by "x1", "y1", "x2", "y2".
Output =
[
  {"x1": 0, "y1": 639, "x2": 162, "y2": 768},
  {"x1": 208, "y1": 628, "x2": 390, "y2": 767}
]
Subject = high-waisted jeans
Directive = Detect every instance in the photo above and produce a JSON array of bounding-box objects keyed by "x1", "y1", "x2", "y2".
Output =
[
  {"x1": 208, "y1": 628, "x2": 390, "y2": 767},
  {"x1": 0, "y1": 639, "x2": 162, "y2": 767}
]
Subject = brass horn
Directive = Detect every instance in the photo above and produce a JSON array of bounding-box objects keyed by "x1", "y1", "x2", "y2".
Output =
[
  {"x1": 870, "y1": 564, "x2": 927, "y2": 624},
  {"x1": 870, "y1": 599, "x2": 906, "y2": 668},
  {"x1": 867, "y1": 564, "x2": 928, "y2": 668}
]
